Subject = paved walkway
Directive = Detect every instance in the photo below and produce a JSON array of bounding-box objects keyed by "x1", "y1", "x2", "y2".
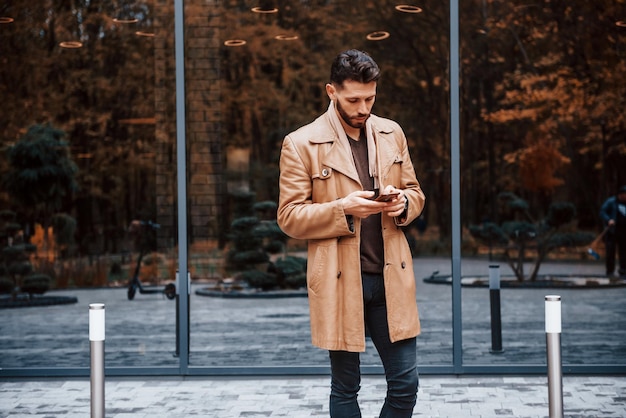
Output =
[
  {"x1": 1, "y1": 257, "x2": 626, "y2": 417},
  {"x1": 1, "y1": 375, "x2": 626, "y2": 417}
]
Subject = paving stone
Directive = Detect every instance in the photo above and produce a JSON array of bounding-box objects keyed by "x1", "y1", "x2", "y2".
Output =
[{"x1": 2, "y1": 375, "x2": 626, "y2": 417}]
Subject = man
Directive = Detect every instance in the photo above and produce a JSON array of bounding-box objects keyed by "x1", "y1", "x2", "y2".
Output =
[
  {"x1": 277, "y1": 49, "x2": 426, "y2": 417},
  {"x1": 600, "y1": 185, "x2": 626, "y2": 277}
]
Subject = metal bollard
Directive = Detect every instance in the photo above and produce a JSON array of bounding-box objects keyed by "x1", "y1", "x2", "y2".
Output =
[
  {"x1": 89, "y1": 303, "x2": 105, "y2": 418},
  {"x1": 545, "y1": 295, "x2": 564, "y2": 418},
  {"x1": 175, "y1": 271, "x2": 190, "y2": 358},
  {"x1": 489, "y1": 265, "x2": 504, "y2": 353}
]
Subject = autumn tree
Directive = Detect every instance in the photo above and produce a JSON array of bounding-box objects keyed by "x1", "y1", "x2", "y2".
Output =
[{"x1": 474, "y1": 1, "x2": 626, "y2": 225}]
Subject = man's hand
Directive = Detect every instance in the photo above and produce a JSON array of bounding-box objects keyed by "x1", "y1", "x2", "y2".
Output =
[
  {"x1": 379, "y1": 186, "x2": 407, "y2": 218},
  {"x1": 341, "y1": 186, "x2": 406, "y2": 218}
]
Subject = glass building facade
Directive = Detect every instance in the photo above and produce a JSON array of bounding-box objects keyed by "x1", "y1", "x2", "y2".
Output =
[{"x1": 1, "y1": 0, "x2": 625, "y2": 377}]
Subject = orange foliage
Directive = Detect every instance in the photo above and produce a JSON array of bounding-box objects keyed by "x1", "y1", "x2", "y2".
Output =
[
  {"x1": 515, "y1": 136, "x2": 571, "y2": 192},
  {"x1": 30, "y1": 224, "x2": 56, "y2": 261}
]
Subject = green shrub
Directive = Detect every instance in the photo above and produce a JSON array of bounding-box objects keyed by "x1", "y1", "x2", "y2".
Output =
[
  {"x1": 8, "y1": 260, "x2": 33, "y2": 276},
  {"x1": 229, "y1": 250, "x2": 269, "y2": 265},
  {"x1": 22, "y1": 274, "x2": 50, "y2": 296},
  {"x1": 240, "y1": 269, "x2": 278, "y2": 290},
  {"x1": 269, "y1": 256, "x2": 307, "y2": 289},
  {"x1": 253, "y1": 201, "x2": 278, "y2": 212},
  {"x1": 3, "y1": 245, "x2": 25, "y2": 259},
  {"x1": 264, "y1": 240, "x2": 284, "y2": 254},
  {"x1": 284, "y1": 273, "x2": 306, "y2": 289}
]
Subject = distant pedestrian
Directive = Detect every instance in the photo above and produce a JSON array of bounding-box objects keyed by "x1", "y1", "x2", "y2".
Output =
[
  {"x1": 599, "y1": 185, "x2": 626, "y2": 277},
  {"x1": 277, "y1": 49, "x2": 426, "y2": 417}
]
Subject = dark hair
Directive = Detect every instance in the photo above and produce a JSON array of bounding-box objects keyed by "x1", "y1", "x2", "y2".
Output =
[{"x1": 329, "y1": 49, "x2": 381, "y2": 87}]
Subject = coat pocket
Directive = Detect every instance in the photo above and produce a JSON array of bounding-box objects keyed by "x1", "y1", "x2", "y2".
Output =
[{"x1": 307, "y1": 239, "x2": 338, "y2": 296}]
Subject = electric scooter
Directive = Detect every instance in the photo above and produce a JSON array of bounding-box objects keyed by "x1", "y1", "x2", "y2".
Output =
[{"x1": 126, "y1": 220, "x2": 176, "y2": 300}]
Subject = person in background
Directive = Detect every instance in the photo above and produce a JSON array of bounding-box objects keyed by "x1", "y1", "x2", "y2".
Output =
[
  {"x1": 600, "y1": 185, "x2": 626, "y2": 277},
  {"x1": 277, "y1": 49, "x2": 426, "y2": 417}
]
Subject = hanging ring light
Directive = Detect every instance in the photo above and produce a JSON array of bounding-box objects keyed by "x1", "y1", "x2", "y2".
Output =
[
  {"x1": 395, "y1": 5, "x2": 423, "y2": 14},
  {"x1": 251, "y1": 7, "x2": 278, "y2": 14},
  {"x1": 135, "y1": 31, "x2": 155, "y2": 37},
  {"x1": 224, "y1": 39, "x2": 247, "y2": 47},
  {"x1": 366, "y1": 31, "x2": 390, "y2": 41},
  {"x1": 113, "y1": 17, "x2": 138, "y2": 23},
  {"x1": 274, "y1": 34, "x2": 299, "y2": 41},
  {"x1": 59, "y1": 41, "x2": 84, "y2": 49}
]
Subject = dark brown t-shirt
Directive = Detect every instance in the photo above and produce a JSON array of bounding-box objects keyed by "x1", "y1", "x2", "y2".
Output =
[{"x1": 347, "y1": 133, "x2": 384, "y2": 275}]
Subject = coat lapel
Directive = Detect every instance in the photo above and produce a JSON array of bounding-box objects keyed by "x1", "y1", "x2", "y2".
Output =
[
  {"x1": 307, "y1": 112, "x2": 399, "y2": 188},
  {"x1": 309, "y1": 113, "x2": 361, "y2": 185},
  {"x1": 323, "y1": 139, "x2": 360, "y2": 184}
]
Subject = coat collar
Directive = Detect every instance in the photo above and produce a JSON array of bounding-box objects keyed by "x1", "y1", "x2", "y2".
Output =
[{"x1": 308, "y1": 111, "x2": 398, "y2": 187}]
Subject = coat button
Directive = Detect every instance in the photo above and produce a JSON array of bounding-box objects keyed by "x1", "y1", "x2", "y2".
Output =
[
  {"x1": 322, "y1": 168, "x2": 329, "y2": 177},
  {"x1": 401, "y1": 261, "x2": 406, "y2": 269},
  {"x1": 337, "y1": 271, "x2": 341, "y2": 279}
]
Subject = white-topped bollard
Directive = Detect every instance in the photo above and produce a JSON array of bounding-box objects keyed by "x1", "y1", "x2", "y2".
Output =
[
  {"x1": 545, "y1": 295, "x2": 563, "y2": 418},
  {"x1": 89, "y1": 303, "x2": 105, "y2": 418}
]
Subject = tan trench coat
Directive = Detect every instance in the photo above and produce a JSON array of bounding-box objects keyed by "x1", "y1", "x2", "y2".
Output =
[{"x1": 277, "y1": 108, "x2": 426, "y2": 352}]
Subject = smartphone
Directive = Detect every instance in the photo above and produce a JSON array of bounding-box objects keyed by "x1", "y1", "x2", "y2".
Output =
[{"x1": 373, "y1": 192, "x2": 400, "y2": 202}]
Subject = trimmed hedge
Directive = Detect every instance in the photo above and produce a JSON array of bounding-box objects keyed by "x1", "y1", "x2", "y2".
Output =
[{"x1": 22, "y1": 274, "x2": 51, "y2": 297}]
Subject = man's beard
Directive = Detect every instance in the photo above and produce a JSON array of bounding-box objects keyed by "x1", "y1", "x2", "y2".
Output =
[{"x1": 336, "y1": 100, "x2": 369, "y2": 129}]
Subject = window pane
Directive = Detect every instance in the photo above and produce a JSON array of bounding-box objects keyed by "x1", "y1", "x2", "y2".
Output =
[
  {"x1": 185, "y1": 0, "x2": 454, "y2": 369},
  {"x1": 460, "y1": 1, "x2": 626, "y2": 366},
  {"x1": 0, "y1": 0, "x2": 177, "y2": 369}
]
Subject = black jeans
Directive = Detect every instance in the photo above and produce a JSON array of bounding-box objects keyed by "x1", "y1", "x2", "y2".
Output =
[{"x1": 329, "y1": 273, "x2": 419, "y2": 418}]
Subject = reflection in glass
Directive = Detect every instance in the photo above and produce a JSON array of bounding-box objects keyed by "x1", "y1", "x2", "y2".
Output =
[
  {"x1": 1, "y1": 0, "x2": 624, "y2": 374},
  {"x1": 188, "y1": 0, "x2": 453, "y2": 369},
  {"x1": 460, "y1": 1, "x2": 626, "y2": 366},
  {"x1": 0, "y1": 0, "x2": 177, "y2": 369}
]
